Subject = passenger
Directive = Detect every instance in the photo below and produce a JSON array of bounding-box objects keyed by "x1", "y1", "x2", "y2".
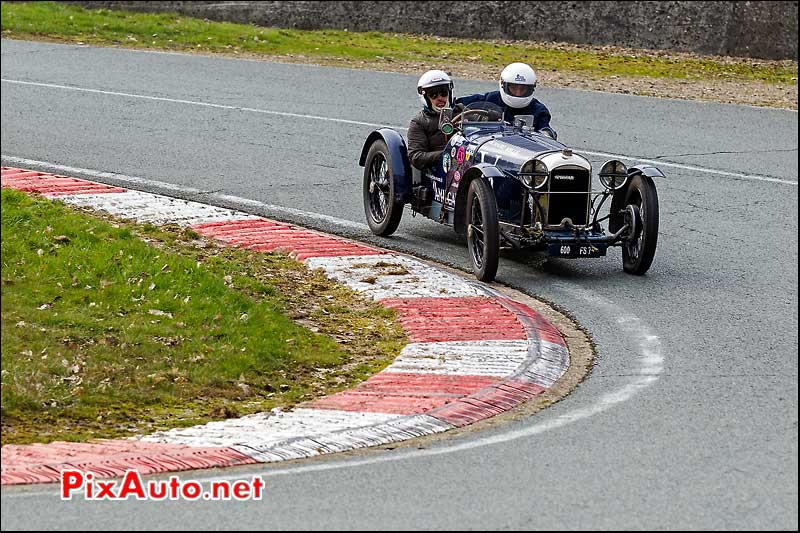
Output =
[
  {"x1": 407, "y1": 69, "x2": 454, "y2": 171},
  {"x1": 454, "y1": 62, "x2": 557, "y2": 138}
]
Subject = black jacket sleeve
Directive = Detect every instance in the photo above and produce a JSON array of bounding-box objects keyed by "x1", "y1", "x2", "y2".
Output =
[
  {"x1": 453, "y1": 92, "x2": 489, "y2": 107},
  {"x1": 530, "y1": 99, "x2": 553, "y2": 131},
  {"x1": 407, "y1": 117, "x2": 442, "y2": 170}
]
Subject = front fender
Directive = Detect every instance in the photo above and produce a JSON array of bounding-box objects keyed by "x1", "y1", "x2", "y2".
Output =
[
  {"x1": 360, "y1": 128, "x2": 412, "y2": 204},
  {"x1": 453, "y1": 164, "x2": 503, "y2": 235},
  {"x1": 609, "y1": 164, "x2": 665, "y2": 233},
  {"x1": 629, "y1": 164, "x2": 666, "y2": 179}
]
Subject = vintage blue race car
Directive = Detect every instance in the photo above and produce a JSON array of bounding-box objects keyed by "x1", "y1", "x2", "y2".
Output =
[{"x1": 359, "y1": 102, "x2": 664, "y2": 282}]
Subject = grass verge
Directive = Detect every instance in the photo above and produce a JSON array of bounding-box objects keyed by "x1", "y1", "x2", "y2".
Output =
[
  {"x1": 1, "y1": 2, "x2": 796, "y2": 87},
  {"x1": 1, "y1": 188, "x2": 406, "y2": 445}
]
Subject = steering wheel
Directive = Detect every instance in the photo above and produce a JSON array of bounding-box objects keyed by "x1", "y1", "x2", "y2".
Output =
[{"x1": 450, "y1": 108, "x2": 491, "y2": 127}]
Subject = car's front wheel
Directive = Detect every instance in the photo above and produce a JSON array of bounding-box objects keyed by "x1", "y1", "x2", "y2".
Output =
[
  {"x1": 466, "y1": 178, "x2": 499, "y2": 282},
  {"x1": 363, "y1": 140, "x2": 403, "y2": 236},
  {"x1": 622, "y1": 174, "x2": 659, "y2": 275}
]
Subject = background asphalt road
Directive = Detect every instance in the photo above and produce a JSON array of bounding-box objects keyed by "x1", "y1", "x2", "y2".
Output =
[{"x1": 1, "y1": 40, "x2": 797, "y2": 530}]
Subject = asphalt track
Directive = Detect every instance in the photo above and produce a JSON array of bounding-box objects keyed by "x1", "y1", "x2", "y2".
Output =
[{"x1": 1, "y1": 40, "x2": 798, "y2": 530}]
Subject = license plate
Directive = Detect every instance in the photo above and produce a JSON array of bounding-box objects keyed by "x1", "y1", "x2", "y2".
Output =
[{"x1": 548, "y1": 243, "x2": 607, "y2": 258}]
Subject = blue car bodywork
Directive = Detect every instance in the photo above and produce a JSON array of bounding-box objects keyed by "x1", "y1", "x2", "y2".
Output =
[{"x1": 360, "y1": 102, "x2": 664, "y2": 280}]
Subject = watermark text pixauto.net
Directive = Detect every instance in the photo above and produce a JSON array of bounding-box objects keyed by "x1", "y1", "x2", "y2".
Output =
[{"x1": 61, "y1": 470, "x2": 265, "y2": 501}]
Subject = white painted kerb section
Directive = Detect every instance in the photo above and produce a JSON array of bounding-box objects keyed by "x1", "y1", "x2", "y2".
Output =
[
  {"x1": 55, "y1": 191, "x2": 260, "y2": 226},
  {"x1": 139, "y1": 408, "x2": 402, "y2": 448},
  {"x1": 386, "y1": 340, "x2": 532, "y2": 377},
  {"x1": 306, "y1": 254, "x2": 482, "y2": 299}
]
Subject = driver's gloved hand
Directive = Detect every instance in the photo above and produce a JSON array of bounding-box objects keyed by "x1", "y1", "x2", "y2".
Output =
[
  {"x1": 452, "y1": 103, "x2": 465, "y2": 113},
  {"x1": 537, "y1": 126, "x2": 557, "y2": 140}
]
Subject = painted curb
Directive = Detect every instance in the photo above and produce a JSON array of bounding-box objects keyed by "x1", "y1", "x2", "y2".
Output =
[{"x1": 1, "y1": 167, "x2": 569, "y2": 485}]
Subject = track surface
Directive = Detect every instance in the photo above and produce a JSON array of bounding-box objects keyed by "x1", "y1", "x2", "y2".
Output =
[{"x1": 1, "y1": 40, "x2": 797, "y2": 529}]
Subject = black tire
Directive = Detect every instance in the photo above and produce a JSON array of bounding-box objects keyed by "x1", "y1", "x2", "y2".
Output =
[
  {"x1": 622, "y1": 174, "x2": 659, "y2": 275},
  {"x1": 466, "y1": 178, "x2": 500, "y2": 282},
  {"x1": 363, "y1": 140, "x2": 403, "y2": 236}
]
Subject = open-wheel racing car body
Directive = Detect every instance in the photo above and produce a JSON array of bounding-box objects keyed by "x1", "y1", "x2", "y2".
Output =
[{"x1": 359, "y1": 101, "x2": 664, "y2": 282}]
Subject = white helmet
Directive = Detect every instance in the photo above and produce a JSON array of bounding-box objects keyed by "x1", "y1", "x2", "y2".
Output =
[
  {"x1": 499, "y1": 63, "x2": 537, "y2": 108},
  {"x1": 417, "y1": 69, "x2": 453, "y2": 111}
]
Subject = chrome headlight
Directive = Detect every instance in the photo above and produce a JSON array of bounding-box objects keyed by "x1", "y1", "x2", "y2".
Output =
[
  {"x1": 521, "y1": 159, "x2": 549, "y2": 190},
  {"x1": 599, "y1": 159, "x2": 628, "y2": 190}
]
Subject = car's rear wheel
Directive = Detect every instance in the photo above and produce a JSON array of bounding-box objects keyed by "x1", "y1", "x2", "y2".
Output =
[
  {"x1": 622, "y1": 174, "x2": 659, "y2": 275},
  {"x1": 363, "y1": 140, "x2": 403, "y2": 236},
  {"x1": 466, "y1": 178, "x2": 499, "y2": 282}
]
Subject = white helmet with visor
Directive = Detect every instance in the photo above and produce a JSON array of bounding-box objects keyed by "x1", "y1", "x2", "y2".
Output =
[
  {"x1": 499, "y1": 63, "x2": 537, "y2": 108},
  {"x1": 417, "y1": 69, "x2": 453, "y2": 112}
]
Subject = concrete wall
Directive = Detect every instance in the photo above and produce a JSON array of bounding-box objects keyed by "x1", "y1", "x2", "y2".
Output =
[{"x1": 69, "y1": 1, "x2": 798, "y2": 60}]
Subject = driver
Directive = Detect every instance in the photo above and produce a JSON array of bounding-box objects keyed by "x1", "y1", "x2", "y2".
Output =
[
  {"x1": 454, "y1": 62, "x2": 557, "y2": 138},
  {"x1": 408, "y1": 69, "x2": 454, "y2": 170}
]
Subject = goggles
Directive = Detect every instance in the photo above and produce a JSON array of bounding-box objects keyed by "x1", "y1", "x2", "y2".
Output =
[{"x1": 425, "y1": 86, "x2": 450, "y2": 99}]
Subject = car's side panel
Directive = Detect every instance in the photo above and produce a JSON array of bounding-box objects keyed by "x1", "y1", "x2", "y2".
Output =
[{"x1": 493, "y1": 175, "x2": 527, "y2": 225}]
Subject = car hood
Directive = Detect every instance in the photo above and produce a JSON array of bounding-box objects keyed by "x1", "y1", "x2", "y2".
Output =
[{"x1": 471, "y1": 132, "x2": 590, "y2": 173}]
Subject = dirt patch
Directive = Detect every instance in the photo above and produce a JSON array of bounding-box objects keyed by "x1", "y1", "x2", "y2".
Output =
[{"x1": 250, "y1": 52, "x2": 797, "y2": 110}]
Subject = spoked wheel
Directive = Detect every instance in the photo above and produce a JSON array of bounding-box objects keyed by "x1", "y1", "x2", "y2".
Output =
[
  {"x1": 622, "y1": 174, "x2": 659, "y2": 275},
  {"x1": 362, "y1": 140, "x2": 403, "y2": 236},
  {"x1": 466, "y1": 178, "x2": 499, "y2": 282}
]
